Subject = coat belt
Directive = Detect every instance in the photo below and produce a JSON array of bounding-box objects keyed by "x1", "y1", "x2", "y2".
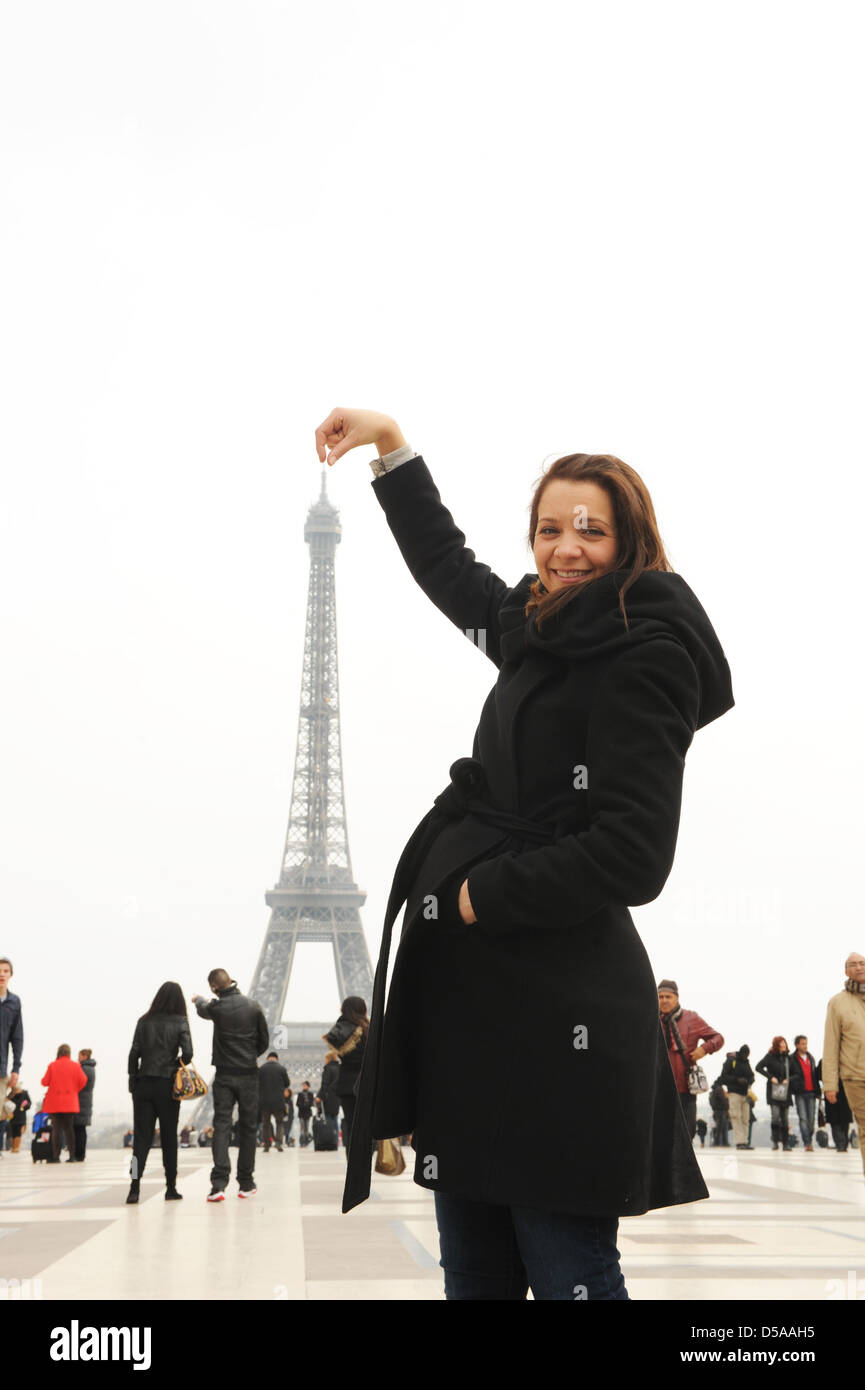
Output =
[{"x1": 341, "y1": 756, "x2": 554, "y2": 1213}]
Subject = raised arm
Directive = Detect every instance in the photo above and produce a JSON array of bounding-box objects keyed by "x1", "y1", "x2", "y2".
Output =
[{"x1": 314, "y1": 407, "x2": 516, "y2": 666}]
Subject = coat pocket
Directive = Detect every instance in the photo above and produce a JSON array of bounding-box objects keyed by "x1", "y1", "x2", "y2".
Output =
[{"x1": 403, "y1": 816, "x2": 512, "y2": 934}]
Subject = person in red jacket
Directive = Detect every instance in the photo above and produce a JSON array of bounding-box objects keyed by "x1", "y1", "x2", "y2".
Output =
[
  {"x1": 658, "y1": 979, "x2": 725, "y2": 1140},
  {"x1": 41, "y1": 1044, "x2": 88, "y2": 1163}
]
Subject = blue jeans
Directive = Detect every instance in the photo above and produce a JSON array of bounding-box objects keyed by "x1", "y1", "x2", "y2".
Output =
[
  {"x1": 796, "y1": 1093, "x2": 817, "y2": 1146},
  {"x1": 434, "y1": 1190, "x2": 628, "y2": 1301}
]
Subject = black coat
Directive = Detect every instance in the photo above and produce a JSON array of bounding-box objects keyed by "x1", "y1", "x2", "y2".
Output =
[
  {"x1": 788, "y1": 1050, "x2": 821, "y2": 1098},
  {"x1": 258, "y1": 1060, "x2": 290, "y2": 1109},
  {"x1": 194, "y1": 985, "x2": 270, "y2": 1074},
  {"x1": 720, "y1": 1049, "x2": 754, "y2": 1097},
  {"x1": 318, "y1": 1060, "x2": 341, "y2": 1117},
  {"x1": 128, "y1": 1015, "x2": 193, "y2": 1085},
  {"x1": 324, "y1": 1018, "x2": 367, "y2": 1098},
  {"x1": 755, "y1": 1051, "x2": 793, "y2": 1107},
  {"x1": 344, "y1": 456, "x2": 734, "y2": 1217}
]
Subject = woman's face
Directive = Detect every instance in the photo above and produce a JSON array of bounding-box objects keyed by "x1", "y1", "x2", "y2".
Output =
[{"x1": 533, "y1": 479, "x2": 618, "y2": 593}]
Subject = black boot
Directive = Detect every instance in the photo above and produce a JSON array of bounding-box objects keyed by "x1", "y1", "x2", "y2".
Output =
[
  {"x1": 126, "y1": 1179, "x2": 140, "y2": 1204},
  {"x1": 165, "y1": 1183, "x2": 183, "y2": 1200}
]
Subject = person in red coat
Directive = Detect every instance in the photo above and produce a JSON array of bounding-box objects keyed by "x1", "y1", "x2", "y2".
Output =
[
  {"x1": 658, "y1": 979, "x2": 724, "y2": 1140},
  {"x1": 41, "y1": 1044, "x2": 88, "y2": 1163}
]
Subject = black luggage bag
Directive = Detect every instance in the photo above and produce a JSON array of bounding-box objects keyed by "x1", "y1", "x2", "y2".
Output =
[{"x1": 312, "y1": 1116, "x2": 337, "y2": 1152}]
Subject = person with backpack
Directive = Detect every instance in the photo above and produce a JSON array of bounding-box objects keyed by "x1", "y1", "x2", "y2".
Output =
[{"x1": 720, "y1": 1045, "x2": 755, "y2": 1149}]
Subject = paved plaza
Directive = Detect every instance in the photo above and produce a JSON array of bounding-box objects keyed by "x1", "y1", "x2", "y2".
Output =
[{"x1": 1, "y1": 1145, "x2": 863, "y2": 1301}]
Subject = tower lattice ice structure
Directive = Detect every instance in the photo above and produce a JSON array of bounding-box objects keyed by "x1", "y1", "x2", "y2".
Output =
[{"x1": 247, "y1": 469, "x2": 374, "y2": 1076}]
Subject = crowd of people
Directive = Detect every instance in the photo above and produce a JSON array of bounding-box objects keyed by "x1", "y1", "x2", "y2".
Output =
[
  {"x1": 658, "y1": 952, "x2": 865, "y2": 1171},
  {"x1": 4, "y1": 949, "x2": 864, "y2": 1208}
]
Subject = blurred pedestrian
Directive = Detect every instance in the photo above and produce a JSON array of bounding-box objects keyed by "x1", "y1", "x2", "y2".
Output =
[
  {"x1": 720, "y1": 1045, "x2": 754, "y2": 1149},
  {"x1": 789, "y1": 1035, "x2": 821, "y2": 1152},
  {"x1": 259, "y1": 1051, "x2": 290, "y2": 1153},
  {"x1": 324, "y1": 997, "x2": 369, "y2": 1157},
  {"x1": 822, "y1": 952, "x2": 865, "y2": 1177},
  {"x1": 7, "y1": 1083, "x2": 31, "y2": 1153},
  {"x1": 73, "y1": 1049, "x2": 96, "y2": 1162},
  {"x1": 41, "y1": 1044, "x2": 87, "y2": 1163},
  {"x1": 193, "y1": 968, "x2": 269, "y2": 1201},
  {"x1": 708, "y1": 1079, "x2": 730, "y2": 1146},
  {"x1": 127, "y1": 981, "x2": 193, "y2": 1203},
  {"x1": 658, "y1": 980, "x2": 724, "y2": 1140},
  {"x1": 317, "y1": 1049, "x2": 341, "y2": 1145},
  {"x1": 0, "y1": 956, "x2": 23, "y2": 1155},
  {"x1": 756, "y1": 1037, "x2": 793, "y2": 1150}
]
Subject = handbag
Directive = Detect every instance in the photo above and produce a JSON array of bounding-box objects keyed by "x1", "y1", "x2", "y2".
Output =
[
  {"x1": 769, "y1": 1056, "x2": 790, "y2": 1104},
  {"x1": 374, "y1": 1137, "x2": 406, "y2": 1176},
  {"x1": 171, "y1": 1063, "x2": 208, "y2": 1102},
  {"x1": 687, "y1": 1064, "x2": 709, "y2": 1095}
]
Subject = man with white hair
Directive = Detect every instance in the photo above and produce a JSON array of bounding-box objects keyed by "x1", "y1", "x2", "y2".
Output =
[{"x1": 823, "y1": 952, "x2": 865, "y2": 1177}]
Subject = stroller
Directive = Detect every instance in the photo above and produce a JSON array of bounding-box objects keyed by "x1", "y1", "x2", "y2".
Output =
[{"x1": 31, "y1": 1110, "x2": 53, "y2": 1163}]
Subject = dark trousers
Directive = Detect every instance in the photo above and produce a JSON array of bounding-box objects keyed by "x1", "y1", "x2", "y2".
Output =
[
  {"x1": 434, "y1": 1191, "x2": 628, "y2": 1301},
  {"x1": 131, "y1": 1075, "x2": 180, "y2": 1183},
  {"x1": 73, "y1": 1125, "x2": 88, "y2": 1161},
  {"x1": 260, "y1": 1104, "x2": 284, "y2": 1149},
  {"x1": 51, "y1": 1113, "x2": 76, "y2": 1161},
  {"x1": 678, "y1": 1091, "x2": 697, "y2": 1140},
  {"x1": 770, "y1": 1102, "x2": 790, "y2": 1147},
  {"x1": 212, "y1": 1072, "x2": 259, "y2": 1190}
]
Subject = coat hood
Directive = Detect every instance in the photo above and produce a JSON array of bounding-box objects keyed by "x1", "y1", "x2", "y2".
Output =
[{"x1": 498, "y1": 569, "x2": 734, "y2": 731}]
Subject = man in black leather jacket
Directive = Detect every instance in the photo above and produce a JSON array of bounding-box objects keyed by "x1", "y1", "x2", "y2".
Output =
[{"x1": 193, "y1": 970, "x2": 270, "y2": 1200}]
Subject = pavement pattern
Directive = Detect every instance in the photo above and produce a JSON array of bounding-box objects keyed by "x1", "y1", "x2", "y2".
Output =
[{"x1": 1, "y1": 1144, "x2": 863, "y2": 1301}]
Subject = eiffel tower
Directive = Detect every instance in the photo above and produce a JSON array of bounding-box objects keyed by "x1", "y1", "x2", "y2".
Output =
[
  {"x1": 248, "y1": 467, "x2": 374, "y2": 1078},
  {"x1": 194, "y1": 471, "x2": 375, "y2": 1127}
]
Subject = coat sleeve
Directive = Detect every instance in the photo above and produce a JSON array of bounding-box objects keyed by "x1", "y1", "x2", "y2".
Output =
[
  {"x1": 76, "y1": 1063, "x2": 88, "y2": 1092},
  {"x1": 128, "y1": 1022, "x2": 142, "y2": 1079},
  {"x1": 179, "y1": 1021, "x2": 193, "y2": 1066},
  {"x1": 256, "y1": 1008, "x2": 270, "y2": 1057},
  {"x1": 194, "y1": 997, "x2": 216, "y2": 1020},
  {"x1": 822, "y1": 1000, "x2": 841, "y2": 1093},
  {"x1": 370, "y1": 454, "x2": 515, "y2": 667},
  {"x1": 754, "y1": 1054, "x2": 772, "y2": 1081},
  {"x1": 41, "y1": 1066, "x2": 51, "y2": 1088},
  {"x1": 466, "y1": 639, "x2": 701, "y2": 929},
  {"x1": 11, "y1": 1002, "x2": 23, "y2": 1072},
  {"x1": 692, "y1": 1015, "x2": 724, "y2": 1055}
]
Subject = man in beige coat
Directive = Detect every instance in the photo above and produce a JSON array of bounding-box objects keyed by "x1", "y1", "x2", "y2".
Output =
[{"x1": 823, "y1": 952, "x2": 865, "y2": 1175}]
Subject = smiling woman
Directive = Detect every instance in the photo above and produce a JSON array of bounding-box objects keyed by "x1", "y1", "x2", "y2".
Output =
[
  {"x1": 313, "y1": 407, "x2": 734, "y2": 1303},
  {"x1": 526, "y1": 452, "x2": 673, "y2": 631}
]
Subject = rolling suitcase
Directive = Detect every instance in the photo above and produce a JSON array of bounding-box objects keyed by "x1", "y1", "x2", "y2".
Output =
[{"x1": 312, "y1": 1115, "x2": 337, "y2": 1151}]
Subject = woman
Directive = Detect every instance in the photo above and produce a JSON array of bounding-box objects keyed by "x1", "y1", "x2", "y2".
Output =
[
  {"x1": 127, "y1": 981, "x2": 193, "y2": 1203},
  {"x1": 315, "y1": 408, "x2": 734, "y2": 1301},
  {"x1": 42, "y1": 1045, "x2": 88, "y2": 1162},
  {"x1": 756, "y1": 1037, "x2": 793, "y2": 1150},
  {"x1": 323, "y1": 998, "x2": 369, "y2": 1155}
]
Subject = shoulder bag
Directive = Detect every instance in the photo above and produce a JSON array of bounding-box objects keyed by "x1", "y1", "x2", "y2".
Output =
[{"x1": 172, "y1": 1063, "x2": 208, "y2": 1102}]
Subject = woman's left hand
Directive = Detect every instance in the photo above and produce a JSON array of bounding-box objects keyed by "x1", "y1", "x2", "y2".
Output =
[{"x1": 458, "y1": 879, "x2": 476, "y2": 924}]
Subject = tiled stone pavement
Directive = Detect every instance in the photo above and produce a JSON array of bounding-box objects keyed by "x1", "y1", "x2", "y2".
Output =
[{"x1": 1, "y1": 1144, "x2": 863, "y2": 1300}]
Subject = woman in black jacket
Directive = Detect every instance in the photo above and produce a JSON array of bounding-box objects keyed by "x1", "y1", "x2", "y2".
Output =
[
  {"x1": 315, "y1": 409, "x2": 734, "y2": 1300},
  {"x1": 127, "y1": 981, "x2": 193, "y2": 1203},
  {"x1": 756, "y1": 1037, "x2": 794, "y2": 1151},
  {"x1": 323, "y1": 998, "x2": 368, "y2": 1155}
]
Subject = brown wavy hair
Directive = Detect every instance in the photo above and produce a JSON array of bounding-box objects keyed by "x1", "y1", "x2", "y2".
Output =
[
  {"x1": 524, "y1": 453, "x2": 673, "y2": 631},
  {"x1": 770, "y1": 1036, "x2": 789, "y2": 1055}
]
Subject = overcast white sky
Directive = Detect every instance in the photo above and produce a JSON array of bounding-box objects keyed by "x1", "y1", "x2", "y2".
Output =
[{"x1": 2, "y1": 2, "x2": 862, "y2": 1117}]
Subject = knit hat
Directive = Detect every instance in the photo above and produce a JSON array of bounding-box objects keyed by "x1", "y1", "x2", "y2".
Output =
[{"x1": 657, "y1": 978, "x2": 679, "y2": 994}]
